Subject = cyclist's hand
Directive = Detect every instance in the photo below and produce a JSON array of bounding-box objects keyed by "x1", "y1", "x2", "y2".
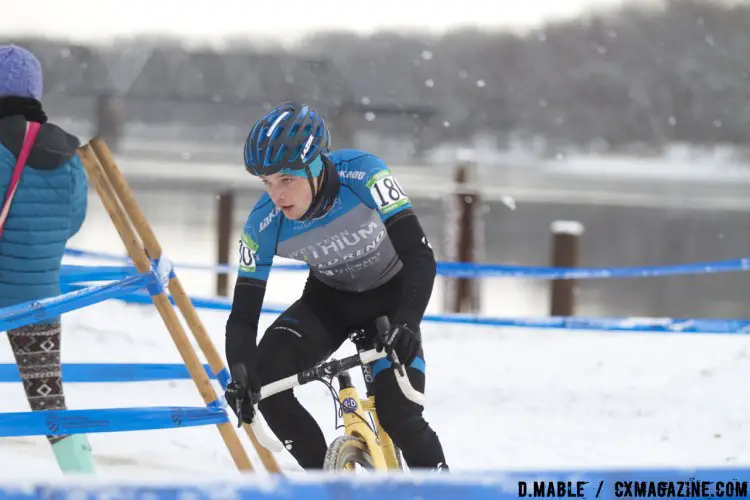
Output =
[
  {"x1": 225, "y1": 364, "x2": 261, "y2": 426},
  {"x1": 378, "y1": 322, "x2": 421, "y2": 366}
]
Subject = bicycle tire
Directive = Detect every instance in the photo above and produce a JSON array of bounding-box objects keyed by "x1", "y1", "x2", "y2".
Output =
[{"x1": 323, "y1": 435, "x2": 375, "y2": 471}]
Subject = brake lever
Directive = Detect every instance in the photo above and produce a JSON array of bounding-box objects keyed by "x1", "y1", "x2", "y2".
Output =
[
  {"x1": 229, "y1": 363, "x2": 250, "y2": 428},
  {"x1": 234, "y1": 391, "x2": 244, "y2": 428},
  {"x1": 387, "y1": 349, "x2": 406, "y2": 377},
  {"x1": 374, "y1": 316, "x2": 406, "y2": 377}
]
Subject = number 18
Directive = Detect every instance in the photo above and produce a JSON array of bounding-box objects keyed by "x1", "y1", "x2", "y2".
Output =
[{"x1": 372, "y1": 176, "x2": 407, "y2": 208}]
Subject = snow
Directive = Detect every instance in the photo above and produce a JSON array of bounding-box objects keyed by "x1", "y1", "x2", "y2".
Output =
[{"x1": 1, "y1": 293, "x2": 750, "y2": 480}]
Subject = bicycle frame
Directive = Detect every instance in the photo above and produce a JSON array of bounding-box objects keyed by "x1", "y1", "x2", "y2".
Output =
[
  {"x1": 335, "y1": 353, "x2": 402, "y2": 470},
  {"x1": 234, "y1": 317, "x2": 423, "y2": 467}
]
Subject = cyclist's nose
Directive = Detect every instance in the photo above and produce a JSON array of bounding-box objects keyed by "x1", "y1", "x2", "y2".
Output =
[{"x1": 269, "y1": 186, "x2": 285, "y2": 204}]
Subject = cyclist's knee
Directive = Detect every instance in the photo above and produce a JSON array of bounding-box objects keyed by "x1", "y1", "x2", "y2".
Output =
[
  {"x1": 378, "y1": 405, "x2": 429, "y2": 447},
  {"x1": 258, "y1": 389, "x2": 289, "y2": 411},
  {"x1": 256, "y1": 355, "x2": 291, "y2": 386},
  {"x1": 374, "y1": 367, "x2": 427, "y2": 438},
  {"x1": 255, "y1": 326, "x2": 301, "y2": 385},
  {"x1": 257, "y1": 387, "x2": 299, "y2": 424}
]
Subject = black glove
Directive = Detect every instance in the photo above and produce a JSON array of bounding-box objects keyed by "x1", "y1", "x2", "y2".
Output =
[
  {"x1": 378, "y1": 322, "x2": 421, "y2": 367},
  {"x1": 225, "y1": 364, "x2": 261, "y2": 426}
]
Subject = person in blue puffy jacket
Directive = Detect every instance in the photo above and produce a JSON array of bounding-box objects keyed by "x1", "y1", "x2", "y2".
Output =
[{"x1": 0, "y1": 45, "x2": 95, "y2": 474}]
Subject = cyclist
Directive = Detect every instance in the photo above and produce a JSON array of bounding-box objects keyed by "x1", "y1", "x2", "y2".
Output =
[{"x1": 224, "y1": 102, "x2": 449, "y2": 471}]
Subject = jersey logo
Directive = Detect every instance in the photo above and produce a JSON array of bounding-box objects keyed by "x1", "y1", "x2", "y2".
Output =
[
  {"x1": 238, "y1": 233, "x2": 259, "y2": 272},
  {"x1": 259, "y1": 206, "x2": 282, "y2": 232},
  {"x1": 367, "y1": 170, "x2": 410, "y2": 215},
  {"x1": 339, "y1": 170, "x2": 366, "y2": 181}
]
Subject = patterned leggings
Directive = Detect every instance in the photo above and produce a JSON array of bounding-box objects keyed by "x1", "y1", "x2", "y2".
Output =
[{"x1": 7, "y1": 321, "x2": 68, "y2": 444}]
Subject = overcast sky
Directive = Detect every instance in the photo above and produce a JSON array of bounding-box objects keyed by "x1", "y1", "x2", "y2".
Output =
[{"x1": 2, "y1": 0, "x2": 660, "y2": 46}]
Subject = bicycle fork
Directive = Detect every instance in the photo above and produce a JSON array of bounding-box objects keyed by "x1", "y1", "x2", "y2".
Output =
[
  {"x1": 336, "y1": 371, "x2": 388, "y2": 469},
  {"x1": 335, "y1": 355, "x2": 403, "y2": 470}
]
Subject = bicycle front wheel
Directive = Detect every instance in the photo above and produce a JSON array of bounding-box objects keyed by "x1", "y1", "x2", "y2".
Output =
[{"x1": 323, "y1": 435, "x2": 375, "y2": 471}]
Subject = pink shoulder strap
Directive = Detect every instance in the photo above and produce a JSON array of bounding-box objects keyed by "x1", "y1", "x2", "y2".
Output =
[{"x1": 0, "y1": 121, "x2": 41, "y2": 240}]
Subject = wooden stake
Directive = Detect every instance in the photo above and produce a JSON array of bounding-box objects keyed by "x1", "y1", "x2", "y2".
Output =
[
  {"x1": 77, "y1": 145, "x2": 255, "y2": 472},
  {"x1": 88, "y1": 138, "x2": 280, "y2": 473}
]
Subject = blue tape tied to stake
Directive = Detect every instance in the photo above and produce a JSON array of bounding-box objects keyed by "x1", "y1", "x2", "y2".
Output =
[
  {"x1": 145, "y1": 255, "x2": 175, "y2": 296},
  {"x1": 7, "y1": 274, "x2": 747, "y2": 335},
  {"x1": 0, "y1": 406, "x2": 228, "y2": 438},
  {"x1": 8, "y1": 247, "x2": 748, "y2": 334},
  {"x1": 5, "y1": 255, "x2": 175, "y2": 332},
  {"x1": 55, "y1": 283, "x2": 750, "y2": 334},
  {"x1": 0, "y1": 273, "x2": 157, "y2": 332},
  {"x1": 63, "y1": 247, "x2": 750, "y2": 280},
  {"x1": 0, "y1": 363, "x2": 216, "y2": 383},
  {"x1": 60, "y1": 265, "x2": 137, "y2": 282}
]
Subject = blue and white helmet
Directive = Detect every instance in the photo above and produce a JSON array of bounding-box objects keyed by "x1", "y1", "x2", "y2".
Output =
[{"x1": 243, "y1": 102, "x2": 330, "y2": 177}]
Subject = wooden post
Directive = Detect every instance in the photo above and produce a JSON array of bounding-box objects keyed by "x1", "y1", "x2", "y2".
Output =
[
  {"x1": 443, "y1": 161, "x2": 483, "y2": 313},
  {"x1": 549, "y1": 220, "x2": 584, "y2": 317},
  {"x1": 88, "y1": 138, "x2": 280, "y2": 474},
  {"x1": 78, "y1": 145, "x2": 255, "y2": 472},
  {"x1": 88, "y1": 138, "x2": 281, "y2": 473},
  {"x1": 216, "y1": 190, "x2": 234, "y2": 297}
]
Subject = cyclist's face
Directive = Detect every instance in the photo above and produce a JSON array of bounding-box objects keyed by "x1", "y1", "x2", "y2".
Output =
[{"x1": 261, "y1": 173, "x2": 315, "y2": 220}]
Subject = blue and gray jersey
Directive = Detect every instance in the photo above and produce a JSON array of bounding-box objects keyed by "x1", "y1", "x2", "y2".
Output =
[{"x1": 238, "y1": 150, "x2": 413, "y2": 293}]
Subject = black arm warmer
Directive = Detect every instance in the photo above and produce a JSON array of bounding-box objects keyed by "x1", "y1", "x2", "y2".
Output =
[
  {"x1": 225, "y1": 277, "x2": 267, "y2": 369},
  {"x1": 385, "y1": 209, "x2": 437, "y2": 328}
]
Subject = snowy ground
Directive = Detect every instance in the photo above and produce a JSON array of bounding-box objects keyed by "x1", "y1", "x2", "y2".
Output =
[{"x1": 1, "y1": 298, "x2": 750, "y2": 480}]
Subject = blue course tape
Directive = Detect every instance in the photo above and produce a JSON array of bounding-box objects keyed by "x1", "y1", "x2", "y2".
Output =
[
  {"x1": 3, "y1": 468, "x2": 750, "y2": 499},
  {"x1": 437, "y1": 257, "x2": 750, "y2": 279},
  {"x1": 0, "y1": 363, "x2": 216, "y2": 383},
  {"x1": 0, "y1": 273, "x2": 157, "y2": 332},
  {"x1": 419, "y1": 314, "x2": 750, "y2": 333},
  {"x1": 0, "y1": 406, "x2": 228, "y2": 437},
  {"x1": 64, "y1": 247, "x2": 750, "y2": 280},
  {"x1": 60, "y1": 265, "x2": 139, "y2": 283},
  {"x1": 215, "y1": 367, "x2": 231, "y2": 389},
  {"x1": 83, "y1": 287, "x2": 750, "y2": 334}
]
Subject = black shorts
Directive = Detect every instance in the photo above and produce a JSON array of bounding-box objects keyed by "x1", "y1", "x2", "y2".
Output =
[
  {"x1": 255, "y1": 271, "x2": 425, "y2": 388},
  {"x1": 253, "y1": 272, "x2": 447, "y2": 470}
]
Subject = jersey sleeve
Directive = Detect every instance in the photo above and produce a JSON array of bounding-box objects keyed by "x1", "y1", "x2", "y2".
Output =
[
  {"x1": 347, "y1": 154, "x2": 413, "y2": 221},
  {"x1": 237, "y1": 209, "x2": 276, "y2": 282}
]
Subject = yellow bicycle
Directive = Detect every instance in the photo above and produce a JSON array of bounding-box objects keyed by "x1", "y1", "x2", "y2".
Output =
[{"x1": 244, "y1": 316, "x2": 425, "y2": 471}]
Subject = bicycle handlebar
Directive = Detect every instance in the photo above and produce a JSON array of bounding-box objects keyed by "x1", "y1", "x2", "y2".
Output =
[
  {"x1": 239, "y1": 316, "x2": 426, "y2": 453},
  {"x1": 249, "y1": 347, "x2": 425, "y2": 453},
  {"x1": 258, "y1": 347, "x2": 425, "y2": 404}
]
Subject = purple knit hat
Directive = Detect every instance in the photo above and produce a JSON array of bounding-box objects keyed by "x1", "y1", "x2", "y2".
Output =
[{"x1": 0, "y1": 45, "x2": 43, "y2": 100}]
